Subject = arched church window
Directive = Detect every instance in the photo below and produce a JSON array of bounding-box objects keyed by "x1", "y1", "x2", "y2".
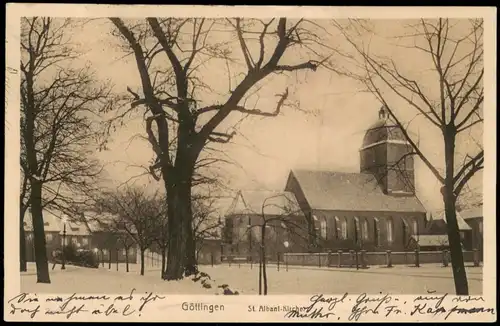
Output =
[
  {"x1": 354, "y1": 217, "x2": 361, "y2": 243},
  {"x1": 387, "y1": 219, "x2": 394, "y2": 243},
  {"x1": 320, "y1": 217, "x2": 327, "y2": 240},
  {"x1": 362, "y1": 220, "x2": 369, "y2": 240},
  {"x1": 335, "y1": 217, "x2": 341, "y2": 239},
  {"x1": 341, "y1": 218, "x2": 348, "y2": 239},
  {"x1": 412, "y1": 219, "x2": 418, "y2": 235},
  {"x1": 402, "y1": 220, "x2": 408, "y2": 247},
  {"x1": 374, "y1": 218, "x2": 380, "y2": 247}
]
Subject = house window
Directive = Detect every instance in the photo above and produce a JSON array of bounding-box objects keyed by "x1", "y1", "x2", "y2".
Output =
[
  {"x1": 412, "y1": 219, "x2": 418, "y2": 235},
  {"x1": 387, "y1": 219, "x2": 394, "y2": 243},
  {"x1": 374, "y1": 218, "x2": 380, "y2": 246},
  {"x1": 362, "y1": 220, "x2": 369, "y2": 240},
  {"x1": 82, "y1": 238, "x2": 89, "y2": 246},
  {"x1": 460, "y1": 231, "x2": 465, "y2": 240},
  {"x1": 122, "y1": 248, "x2": 127, "y2": 256},
  {"x1": 320, "y1": 218, "x2": 327, "y2": 240},
  {"x1": 340, "y1": 218, "x2": 348, "y2": 239},
  {"x1": 45, "y1": 233, "x2": 53, "y2": 242},
  {"x1": 71, "y1": 237, "x2": 78, "y2": 245},
  {"x1": 479, "y1": 221, "x2": 483, "y2": 234}
]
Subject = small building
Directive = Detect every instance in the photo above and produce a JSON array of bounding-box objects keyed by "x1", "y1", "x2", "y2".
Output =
[
  {"x1": 223, "y1": 190, "x2": 308, "y2": 260},
  {"x1": 86, "y1": 214, "x2": 138, "y2": 264},
  {"x1": 460, "y1": 207, "x2": 483, "y2": 254},
  {"x1": 196, "y1": 236, "x2": 222, "y2": 265},
  {"x1": 425, "y1": 210, "x2": 472, "y2": 249},
  {"x1": 407, "y1": 235, "x2": 459, "y2": 251},
  {"x1": 62, "y1": 220, "x2": 92, "y2": 250},
  {"x1": 24, "y1": 210, "x2": 62, "y2": 262}
]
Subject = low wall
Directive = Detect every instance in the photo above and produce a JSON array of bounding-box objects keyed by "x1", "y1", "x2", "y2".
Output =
[{"x1": 283, "y1": 250, "x2": 481, "y2": 268}]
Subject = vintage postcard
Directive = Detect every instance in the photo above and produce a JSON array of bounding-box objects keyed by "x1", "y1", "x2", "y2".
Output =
[{"x1": 4, "y1": 4, "x2": 497, "y2": 322}]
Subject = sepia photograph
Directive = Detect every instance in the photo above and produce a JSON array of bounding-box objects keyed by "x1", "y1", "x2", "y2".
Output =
[{"x1": 4, "y1": 4, "x2": 496, "y2": 322}]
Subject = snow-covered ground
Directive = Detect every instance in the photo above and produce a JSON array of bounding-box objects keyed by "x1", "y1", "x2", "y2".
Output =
[
  {"x1": 21, "y1": 262, "x2": 483, "y2": 295},
  {"x1": 199, "y1": 263, "x2": 484, "y2": 295},
  {"x1": 21, "y1": 263, "x2": 213, "y2": 294}
]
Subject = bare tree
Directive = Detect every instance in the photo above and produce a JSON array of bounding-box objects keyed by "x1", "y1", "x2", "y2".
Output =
[
  {"x1": 95, "y1": 186, "x2": 165, "y2": 276},
  {"x1": 336, "y1": 18, "x2": 483, "y2": 295},
  {"x1": 108, "y1": 17, "x2": 338, "y2": 280},
  {"x1": 191, "y1": 191, "x2": 224, "y2": 260},
  {"x1": 226, "y1": 192, "x2": 312, "y2": 295},
  {"x1": 20, "y1": 17, "x2": 112, "y2": 281}
]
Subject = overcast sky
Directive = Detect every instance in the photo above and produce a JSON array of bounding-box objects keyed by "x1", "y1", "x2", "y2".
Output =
[{"x1": 63, "y1": 18, "x2": 484, "y2": 214}]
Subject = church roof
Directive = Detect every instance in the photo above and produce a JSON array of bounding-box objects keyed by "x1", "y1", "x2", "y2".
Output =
[
  {"x1": 362, "y1": 106, "x2": 408, "y2": 148},
  {"x1": 226, "y1": 190, "x2": 303, "y2": 216},
  {"x1": 289, "y1": 169, "x2": 426, "y2": 213}
]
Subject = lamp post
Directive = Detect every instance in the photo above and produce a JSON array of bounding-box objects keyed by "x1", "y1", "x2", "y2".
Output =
[
  {"x1": 93, "y1": 248, "x2": 99, "y2": 266},
  {"x1": 61, "y1": 216, "x2": 67, "y2": 270},
  {"x1": 283, "y1": 241, "x2": 289, "y2": 272}
]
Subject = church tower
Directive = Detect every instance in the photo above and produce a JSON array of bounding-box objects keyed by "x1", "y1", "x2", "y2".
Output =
[{"x1": 359, "y1": 106, "x2": 415, "y2": 195}]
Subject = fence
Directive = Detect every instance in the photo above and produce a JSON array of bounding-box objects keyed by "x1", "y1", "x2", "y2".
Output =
[{"x1": 282, "y1": 249, "x2": 482, "y2": 269}]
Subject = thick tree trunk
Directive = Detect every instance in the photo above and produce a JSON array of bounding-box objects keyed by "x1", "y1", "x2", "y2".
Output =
[
  {"x1": 30, "y1": 181, "x2": 50, "y2": 283},
  {"x1": 20, "y1": 210, "x2": 27, "y2": 272},
  {"x1": 164, "y1": 161, "x2": 195, "y2": 280},
  {"x1": 164, "y1": 187, "x2": 185, "y2": 280},
  {"x1": 443, "y1": 129, "x2": 469, "y2": 295},
  {"x1": 140, "y1": 249, "x2": 145, "y2": 276}
]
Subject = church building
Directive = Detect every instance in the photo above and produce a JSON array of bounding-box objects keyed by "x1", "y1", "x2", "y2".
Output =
[{"x1": 283, "y1": 106, "x2": 428, "y2": 252}]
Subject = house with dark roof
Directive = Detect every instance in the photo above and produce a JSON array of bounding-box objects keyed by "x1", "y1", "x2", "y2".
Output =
[
  {"x1": 283, "y1": 107, "x2": 428, "y2": 252},
  {"x1": 222, "y1": 190, "x2": 309, "y2": 259}
]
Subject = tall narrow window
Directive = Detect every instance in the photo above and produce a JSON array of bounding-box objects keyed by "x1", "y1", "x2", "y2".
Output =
[
  {"x1": 341, "y1": 218, "x2": 348, "y2": 239},
  {"x1": 354, "y1": 217, "x2": 360, "y2": 243},
  {"x1": 387, "y1": 219, "x2": 394, "y2": 243},
  {"x1": 362, "y1": 220, "x2": 369, "y2": 240},
  {"x1": 374, "y1": 218, "x2": 380, "y2": 247},
  {"x1": 335, "y1": 217, "x2": 341, "y2": 240},
  {"x1": 412, "y1": 219, "x2": 418, "y2": 235},
  {"x1": 479, "y1": 221, "x2": 483, "y2": 234},
  {"x1": 320, "y1": 218, "x2": 327, "y2": 240}
]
